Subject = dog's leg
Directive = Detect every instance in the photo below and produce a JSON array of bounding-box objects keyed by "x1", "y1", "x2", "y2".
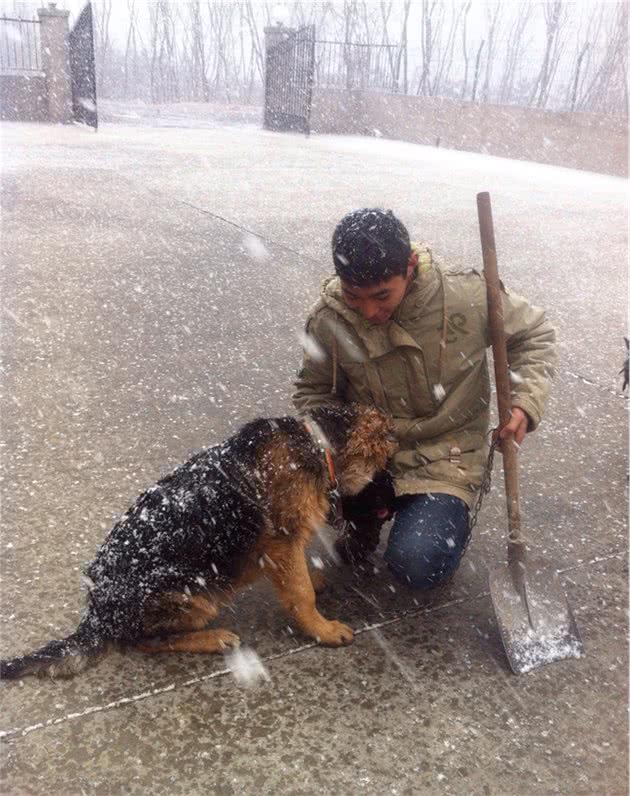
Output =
[
  {"x1": 137, "y1": 628, "x2": 240, "y2": 654},
  {"x1": 141, "y1": 593, "x2": 220, "y2": 637},
  {"x1": 309, "y1": 568, "x2": 326, "y2": 594},
  {"x1": 265, "y1": 540, "x2": 353, "y2": 646}
]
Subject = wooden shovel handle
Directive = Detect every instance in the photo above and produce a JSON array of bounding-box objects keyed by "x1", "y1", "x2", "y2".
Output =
[{"x1": 476, "y1": 192, "x2": 524, "y2": 553}]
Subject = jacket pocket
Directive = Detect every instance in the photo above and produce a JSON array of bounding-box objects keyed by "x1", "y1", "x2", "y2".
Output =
[{"x1": 415, "y1": 432, "x2": 487, "y2": 491}]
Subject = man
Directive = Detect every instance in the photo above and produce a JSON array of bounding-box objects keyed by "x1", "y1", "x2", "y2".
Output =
[{"x1": 293, "y1": 208, "x2": 557, "y2": 589}]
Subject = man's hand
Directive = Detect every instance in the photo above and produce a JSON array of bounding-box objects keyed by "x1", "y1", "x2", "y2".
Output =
[{"x1": 493, "y1": 407, "x2": 530, "y2": 452}]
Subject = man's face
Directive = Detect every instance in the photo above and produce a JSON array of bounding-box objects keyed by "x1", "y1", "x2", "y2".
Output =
[{"x1": 340, "y1": 261, "x2": 415, "y2": 325}]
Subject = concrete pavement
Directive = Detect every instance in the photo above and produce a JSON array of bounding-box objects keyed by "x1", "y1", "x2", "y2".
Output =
[{"x1": 0, "y1": 119, "x2": 627, "y2": 795}]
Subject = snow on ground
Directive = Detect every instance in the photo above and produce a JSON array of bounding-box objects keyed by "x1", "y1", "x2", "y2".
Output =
[{"x1": 0, "y1": 117, "x2": 627, "y2": 795}]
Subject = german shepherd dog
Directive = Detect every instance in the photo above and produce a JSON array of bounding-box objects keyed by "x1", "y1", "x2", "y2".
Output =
[{"x1": 0, "y1": 404, "x2": 396, "y2": 679}]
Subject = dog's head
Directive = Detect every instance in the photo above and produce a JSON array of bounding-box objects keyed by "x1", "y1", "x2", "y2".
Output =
[{"x1": 310, "y1": 404, "x2": 398, "y2": 496}]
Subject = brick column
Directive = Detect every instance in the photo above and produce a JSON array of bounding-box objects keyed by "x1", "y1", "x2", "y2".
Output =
[{"x1": 38, "y1": 3, "x2": 72, "y2": 123}]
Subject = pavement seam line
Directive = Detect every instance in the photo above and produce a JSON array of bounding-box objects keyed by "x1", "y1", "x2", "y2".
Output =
[
  {"x1": 2, "y1": 550, "x2": 624, "y2": 742},
  {"x1": 175, "y1": 197, "x2": 320, "y2": 265},
  {"x1": 147, "y1": 193, "x2": 630, "y2": 402},
  {"x1": 565, "y1": 369, "x2": 625, "y2": 397},
  {"x1": 0, "y1": 591, "x2": 479, "y2": 742},
  {"x1": 556, "y1": 549, "x2": 628, "y2": 574},
  {"x1": 132, "y1": 190, "x2": 630, "y2": 401}
]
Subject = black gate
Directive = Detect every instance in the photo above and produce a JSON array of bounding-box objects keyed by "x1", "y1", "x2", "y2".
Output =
[
  {"x1": 264, "y1": 26, "x2": 315, "y2": 134},
  {"x1": 69, "y1": 2, "x2": 97, "y2": 129}
]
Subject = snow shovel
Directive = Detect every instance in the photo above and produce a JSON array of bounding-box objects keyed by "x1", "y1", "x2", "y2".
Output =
[{"x1": 477, "y1": 191, "x2": 584, "y2": 675}]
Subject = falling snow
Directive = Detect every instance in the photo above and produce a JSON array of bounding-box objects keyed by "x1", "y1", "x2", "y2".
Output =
[
  {"x1": 0, "y1": 92, "x2": 626, "y2": 794},
  {"x1": 225, "y1": 646, "x2": 271, "y2": 688}
]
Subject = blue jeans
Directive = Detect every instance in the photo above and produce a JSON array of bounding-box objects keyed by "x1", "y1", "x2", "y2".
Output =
[{"x1": 383, "y1": 493, "x2": 470, "y2": 590}]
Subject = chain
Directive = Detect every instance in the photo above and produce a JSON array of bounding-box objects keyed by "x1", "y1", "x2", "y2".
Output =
[
  {"x1": 335, "y1": 431, "x2": 501, "y2": 560},
  {"x1": 461, "y1": 433, "x2": 501, "y2": 559}
]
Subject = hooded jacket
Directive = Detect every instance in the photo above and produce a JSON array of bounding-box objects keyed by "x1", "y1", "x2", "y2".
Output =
[{"x1": 292, "y1": 244, "x2": 557, "y2": 507}]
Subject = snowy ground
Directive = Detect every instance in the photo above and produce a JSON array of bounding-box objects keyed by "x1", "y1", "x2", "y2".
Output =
[
  {"x1": 98, "y1": 98, "x2": 263, "y2": 129},
  {"x1": 0, "y1": 119, "x2": 627, "y2": 795}
]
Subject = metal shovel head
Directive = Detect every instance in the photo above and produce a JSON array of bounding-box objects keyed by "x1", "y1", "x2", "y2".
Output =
[{"x1": 489, "y1": 555, "x2": 584, "y2": 675}]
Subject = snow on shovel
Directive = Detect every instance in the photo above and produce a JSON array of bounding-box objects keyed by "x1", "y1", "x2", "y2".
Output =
[{"x1": 476, "y1": 191, "x2": 584, "y2": 675}]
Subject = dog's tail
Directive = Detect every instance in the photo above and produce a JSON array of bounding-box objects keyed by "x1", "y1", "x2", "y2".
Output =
[{"x1": 0, "y1": 616, "x2": 107, "y2": 680}]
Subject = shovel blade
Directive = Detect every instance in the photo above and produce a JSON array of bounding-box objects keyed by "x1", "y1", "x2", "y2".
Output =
[{"x1": 489, "y1": 556, "x2": 584, "y2": 675}]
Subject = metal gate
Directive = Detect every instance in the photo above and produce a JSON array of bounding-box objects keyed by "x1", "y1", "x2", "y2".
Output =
[
  {"x1": 69, "y1": 2, "x2": 97, "y2": 129},
  {"x1": 264, "y1": 26, "x2": 315, "y2": 134}
]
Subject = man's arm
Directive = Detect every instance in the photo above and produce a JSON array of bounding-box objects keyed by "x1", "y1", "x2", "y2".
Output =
[
  {"x1": 498, "y1": 286, "x2": 558, "y2": 440},
  {"x1": 292, "y1": 320, "x2": 347, "y2": 415}
]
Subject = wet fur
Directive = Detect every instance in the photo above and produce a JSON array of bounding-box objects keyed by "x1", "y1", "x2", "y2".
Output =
[{"x1": 0, "y1": 404, "x2": 396, "y2": 679}]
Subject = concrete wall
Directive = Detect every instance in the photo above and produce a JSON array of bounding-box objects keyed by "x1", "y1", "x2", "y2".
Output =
[
  {"x1": 311, "y1": 89, "x2": 628, "y2": 177},
  {"x1": 0, "y1": 74, "x2": 48, "y2": 122}
]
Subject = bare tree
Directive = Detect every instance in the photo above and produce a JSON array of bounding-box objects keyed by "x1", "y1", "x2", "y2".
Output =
[
  {"x1": 396, "y1": 0, "x2": 412, "y2": 94},
  {"x1": 529, "y1": 1, "x2": 568, "y2": 108},
  {"x1": 207, "y1": 3, "x2": 234, "y2": 101},
  {"x1": 564, "y1": 3, "x2": 599, "y2": 112},
  {"x1": 159, "y1": 1, "x2": 179, "y2": 102},
  {"x1": 416, "y1": 0, "x2": 441, "y2": 96},
  {"x1": 577, "y1": 0, "x2": 628, "y2": 114},
  {"x1": 432, "y1": 1, "x2": 467, "y2": 98},
  {"x1": 471, "y1": 38, "x2": 485, "y2": 102},
  {"x1": 378, "y1": 0, "x2": 410, "y2": 93},
  {"x1": 87, "y1": 0, "x2": 628, "y2": 116},
  {"x1": 459, "y1": 0, "x2": 472, "y2": 100},
  {"x1": 189, "y1": 1, "x2": 209, "y2": 101},
  {"x1": 147, "y1": 3, "x2": 159, "y2": 102},
  {"x1": 379, "y1": 0, "x2": 396, "y2": 87},
  {"x1": 480, "y1": 1, "x2": 502, "y2": 103},
  {"x1": 123, "y1": 0, "x2": 139, "y2": 99},
  {"x1": 93, "y1": 0, "x2": 112, "y2": 96},
  {"x1": 498, "y1": 2, "x2": 534, "y2": 105},
  {"x1": 244, "y1": 0, "x2": 266, "y2": 87},
  {"x1": 569, "y1": 41, "x2": 589, "y2": 113}
]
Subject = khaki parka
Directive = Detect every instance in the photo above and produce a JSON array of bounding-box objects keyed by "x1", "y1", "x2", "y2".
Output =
[{"x1": 292, "y1": 244, "x2": 557, "y2": 507}]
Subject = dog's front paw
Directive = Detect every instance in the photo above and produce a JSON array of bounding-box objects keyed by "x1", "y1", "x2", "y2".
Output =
[
  {"x1": 315, "y1": 620, "x2": 354, "y2": 647},
  {"x1": 215, "y1": 630, "x2": 241, "y2": 650}
]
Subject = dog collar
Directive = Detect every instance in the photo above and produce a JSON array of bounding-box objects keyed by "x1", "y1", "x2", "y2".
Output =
[
  {"x1": 303, "y1": 420, "x2": 337, "y2": 489},
  {"x1": 303, "y1": 419, "x2": 346, "y2": 533},
  {"x1": 304, "y1": 418, "x2": 346, "y2": 532}
]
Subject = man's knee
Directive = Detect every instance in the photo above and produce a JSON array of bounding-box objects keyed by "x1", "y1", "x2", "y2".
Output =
[
  {"x1": 383, "y1": 494, "x2": 470, "y2": 590},
  {"x1": 384, "y1": 541, "x2": 465, "y2": 589}
]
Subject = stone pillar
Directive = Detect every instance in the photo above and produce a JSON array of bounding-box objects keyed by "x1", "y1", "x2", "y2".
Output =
[
  {"x1": 38, "y1": 3, "x2": 72, "y2": 123},
  {"x1": 263, "y1": 25, "x2": 294, "y2": 130},
  {"x1": 264, "y1": 24, "x2": 293, "y2": 58}
]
